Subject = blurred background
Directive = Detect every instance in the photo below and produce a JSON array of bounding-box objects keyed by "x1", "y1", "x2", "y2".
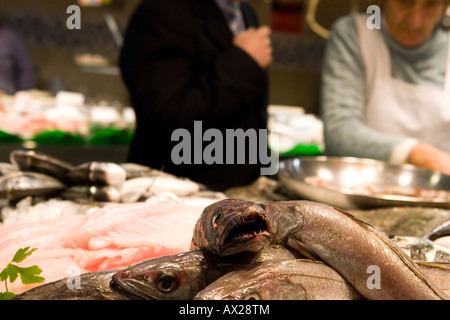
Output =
[
  {"x1": 0, "y1": 0, "x2": 375, "y2": 114},
  {"x1": 0, "y1": 0, "x2": 375, "y2": 162}
]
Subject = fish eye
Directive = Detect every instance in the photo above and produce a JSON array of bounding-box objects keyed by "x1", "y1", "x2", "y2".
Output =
[
  {"x1": 212, "y1": 208, "x2": 223, "y2": 228},
  {"x1": 243, "y1": 292, "x2": 261, "y2": 300},
  {"x1": 156, "y1": 271, "x2": 179, "y2": 293}
]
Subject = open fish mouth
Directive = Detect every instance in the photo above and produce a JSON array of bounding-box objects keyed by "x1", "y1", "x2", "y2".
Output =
[
  {"x1": 220, "y1": 210, "x2": 270, "y2": 249},
  {"x1": 110, "y1": 275, "x2": 155, "y2": 300}
]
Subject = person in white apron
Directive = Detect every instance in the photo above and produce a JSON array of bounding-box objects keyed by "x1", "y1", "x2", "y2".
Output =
[{"x1": 321, "y1": 0, "x2": 450, "y2": 175}]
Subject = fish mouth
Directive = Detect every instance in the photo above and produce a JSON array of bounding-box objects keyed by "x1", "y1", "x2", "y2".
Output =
[
  {"x1": 219, "y1": 209, "x2": 270, "y2": 254},
  {"x1": 110, "y1": 274, "x2": 156, "y2": 300}
]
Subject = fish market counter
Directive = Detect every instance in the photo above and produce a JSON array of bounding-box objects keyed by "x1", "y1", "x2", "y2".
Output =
[
  {"x1": 0, "y1": 143, "x2": 129, "y2": 164},
  {"x1": 2, "y1": 148, "x2": 450, "y2": 300}
]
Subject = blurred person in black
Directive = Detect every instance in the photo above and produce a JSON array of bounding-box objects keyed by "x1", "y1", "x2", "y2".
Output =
[
  {"x1": 120, "y1": 0, "x2": 272, "y2": 191},
  {"x1": 0, "y1": 7, "x2": 34, "y2": 94}
]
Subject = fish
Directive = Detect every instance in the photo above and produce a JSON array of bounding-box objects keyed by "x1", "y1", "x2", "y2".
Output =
[
  {"x1": 12, "y1": 270, "x2": 131, "y2": 300},
  {"x1": 0, "y1": 162, "x2": 18, "y2": 177},
  {"x1": 140, "y1": 190, "x2": 227, "y2": 208},
  {"x1": 191, "y1": 199, "x2": 271, "y2": 257},
  {"x1": 112, "y1": 245, "x2": 300, "y2": 300},
  {"x1": 120, "y1": 176, "x2": 200, "y2": 203},
  {"x1": 119, "y1": 163, "x2": 157, "y2": 180},
  {"x1": 0, "y1": 171, "x2": 66, "y2": 201},
  {"x1": 191, "y1": 199, "x2": 448, "y2": 300},
  {"x1": 170, "y1": 191, "x2": 227, "y2": 208},
  {"x1": 9, "y1": 150, "x2": 74, "y2": 184},
  {"x1": 194, "y1": 259, "x2": 364, "y2": 300},
  {"x1": 67, "y1": 162, "x2": 127, "y2": 189},
  {"x1": 61, "y1": 185, "x2": 121, "y2": 203},
  {"x1": 111, "y1": 250, "x2": 226, "y2": 300}
]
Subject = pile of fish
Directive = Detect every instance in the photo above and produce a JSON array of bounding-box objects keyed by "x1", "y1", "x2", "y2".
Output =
[
  {"x1": 13, "y1": 199, "x2": 450, "y2": 300},
  {"x1": 0, "y1": 149, "x2": 213, "y2": 224},
  {"x1": 0, "y1": 149, "x2": 203, "y2": 203}
]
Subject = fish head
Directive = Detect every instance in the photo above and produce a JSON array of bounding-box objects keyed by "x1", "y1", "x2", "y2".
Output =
[
  {"x1": 190, "y1": 199, "x2": 271, "y2": 256},
  {"x1": 111, "y1": 251, "x2": 223, "y2": 300}
]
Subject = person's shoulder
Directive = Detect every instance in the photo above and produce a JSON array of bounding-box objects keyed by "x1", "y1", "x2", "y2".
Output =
[
  {"x1": 327, "y1": 13, "x2": 362, "y2": 48},
  {"x1": 330, "y1": 14, "x2": 359, "y2": 35},
  {"x1": 324, "y1": 14, "x2": 364, "y2": 63}
]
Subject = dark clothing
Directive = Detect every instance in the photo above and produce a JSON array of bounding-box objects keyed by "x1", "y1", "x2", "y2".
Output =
[
  {"x1": 0, "y1": 27, "x2": 34, "y2": 94},
  {"x1": 120, "y1": 0, "x2": 268, "y2": 191}
]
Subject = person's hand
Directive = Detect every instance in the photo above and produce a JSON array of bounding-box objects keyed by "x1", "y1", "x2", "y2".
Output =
[
  {"x1": 407, "y1": 143, "x2": 450, "y2": 175},
  {"x1": 233, "y1": 26, "x2": 272, "y2": 69}
]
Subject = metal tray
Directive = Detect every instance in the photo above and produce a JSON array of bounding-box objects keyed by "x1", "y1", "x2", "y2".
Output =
[{"x1": 277, "y1": 157, "x2": 450, "y2": 210}]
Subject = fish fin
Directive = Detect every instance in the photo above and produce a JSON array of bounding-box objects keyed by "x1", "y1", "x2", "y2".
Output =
[
  {"x1": 286, "y1": 237, "x2": 321, "y2": 261},
  {"x1": 416, "y1": 261, "x2": 450, "y2": 270},
  {"x1": 333, "y1": 207, "x2": 376, "y2": 229}
]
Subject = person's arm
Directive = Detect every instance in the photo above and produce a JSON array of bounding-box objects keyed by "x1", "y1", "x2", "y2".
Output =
[
  {"x1": 120, "y1": 1, "x2": 269, "y2": 130},
  {"x1": 321, "y1": 16, "x2": 450, "y2": 175},
  {"x1": 408, "y1": 143, "x2": 450, "y2": 175},
  {"x1": 321, "y1": 16, "x2": 406, "y2": 162}
]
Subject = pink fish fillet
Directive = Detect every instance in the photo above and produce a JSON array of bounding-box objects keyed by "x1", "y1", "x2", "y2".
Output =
[{"x1": 0, "y1": 202, "x2": 203, "y2": 294}]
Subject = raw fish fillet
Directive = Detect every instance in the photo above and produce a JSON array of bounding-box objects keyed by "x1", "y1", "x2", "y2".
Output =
[
  {"x1": 65, "y1": 202, "x2": 200, "y2": 251},
  {"x1": 0, "y1": 202, "x2": 203, "y2": 295}
]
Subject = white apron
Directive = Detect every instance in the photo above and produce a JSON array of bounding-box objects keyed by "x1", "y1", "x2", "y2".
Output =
[{"x1": 355, "y1": 15, "x2": 450, "y2": 153}]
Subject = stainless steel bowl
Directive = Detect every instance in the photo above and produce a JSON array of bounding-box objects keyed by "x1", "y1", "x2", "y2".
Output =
[{"x1": 277, "y1": 157, "x2": 450, "y2": 210}]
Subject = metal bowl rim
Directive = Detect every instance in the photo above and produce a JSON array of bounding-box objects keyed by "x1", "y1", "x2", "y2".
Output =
[{"x1": 278, "y1": 156, "x2": 450, "y2": 206}]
